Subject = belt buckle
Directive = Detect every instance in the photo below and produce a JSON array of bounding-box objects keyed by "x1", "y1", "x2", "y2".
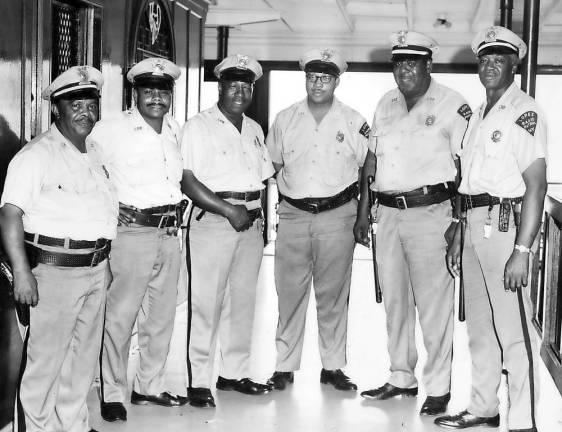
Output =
[
  {"x1": 395, "y1": 196, "x2": 408, "y2": 210},
  {"x1": 309, "y1": 202, "x2": 320, "y2": 214},
  {"x1": 158, "y1": 214, "x2": 170, "y2": 229}
]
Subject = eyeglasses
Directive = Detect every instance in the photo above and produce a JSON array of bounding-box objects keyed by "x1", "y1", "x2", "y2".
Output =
[{"x1": 306, "y1": 73, "x2": 334, "y2": 84}]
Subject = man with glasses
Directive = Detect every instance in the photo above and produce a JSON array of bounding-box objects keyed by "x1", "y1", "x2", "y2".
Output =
[
  {"x1": 435, "y1": 26, "x2": 546, "y2": 432},
  {"x1": 354, "y1": 31, "x2": 471, "y2": 415},
  {"x1": 266, "y1": 48, "x2": 369, "y2": 392},
  {"x1": 88, "y1": 57, "x2": 187, "y2": 422},
  {"x1": 180, "y1": 54, "x2": 273, "y2": 408}
]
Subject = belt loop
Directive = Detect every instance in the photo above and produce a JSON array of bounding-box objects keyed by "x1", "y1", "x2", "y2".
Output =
[
  {"x1": 422, "y1": 186, "x2": 428, "y2": 195},
  {"x1": 33, "y1": 233, "x2": 39, "y2": 245},
  {"x1": 63, "y1": 237, "x2": 70, "y2": 249}
]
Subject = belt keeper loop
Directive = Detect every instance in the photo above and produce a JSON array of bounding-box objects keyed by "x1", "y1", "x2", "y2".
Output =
[
  {"x1": 63, "y1": 237, "x2": 70, "y2": 249},
  {"x1": 33, "y1": 233, "x2": 39, "y2": 245},
  {"x1": 423, "y1": 186, "x2": 428, "y2": 195}
]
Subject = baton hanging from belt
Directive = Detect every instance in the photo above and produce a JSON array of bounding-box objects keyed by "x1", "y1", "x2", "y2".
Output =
[
  {"x1": 367, "y1": 175, "x2": 382, "y2": 304},
  {"x1": 457, "y1": 222, "x2": 465, "y2": 322}
]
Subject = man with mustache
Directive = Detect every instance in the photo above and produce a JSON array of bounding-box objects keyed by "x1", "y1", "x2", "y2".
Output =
[
  {"x1": 0, "y1": 66, "x2": 115, "y2": 432},
  {"x1": 88, "y1": 57, "x2": 186, "y2": 422},
  {"x1": 266, "y1": 48, "x2": 368, "y2": 392},
  {"x1": 180, "y1": 54, "x2": 273, "y2": 408},
  {"x1": 354, "y1": 31, "x2": 471, "y2": 416},
  {"x1": 435, "y1": 26, "x2": 546, "y2": 432}
]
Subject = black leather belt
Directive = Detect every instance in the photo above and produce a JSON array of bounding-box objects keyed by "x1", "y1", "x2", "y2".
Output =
[
  {"x1": 216, "y1": 190, "x2": 261, "y2": 201},
  {"x1": 138, "y1": 203, "x2": 180, "y2": 214},
  {"x1": 462, "y1": 193, "x2": 523, "y2": 210},
  {"x1": 377, "y1": 182, "x2": 455, "y2": 210},
  {"x1": 26, "y1": 243, "x2": 110, "y2": 268},
  {"x1": 280, "y1": 182, "x2": 358, "y2": 214},
  {"x1": 130, "y1": 211, "x2": 177, "y2": 228},
  {"x1": 24, "y1": 233, "x2": 110, "y2": 250}
]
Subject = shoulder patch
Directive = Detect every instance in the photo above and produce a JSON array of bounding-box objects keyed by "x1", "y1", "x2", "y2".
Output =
[
  {"x1": 515, "y1": 111, "x2": 537, "y2": 136},
  {"x1": 359, "y1": 122, "x2": 371, "y2": 138},
  {"x1": 457, "y1": 104, "x2": 472, "y2": 121}
]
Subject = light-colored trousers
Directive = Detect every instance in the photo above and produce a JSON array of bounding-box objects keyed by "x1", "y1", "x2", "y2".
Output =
[
  {"x1": 187, "y1": 208, "x2": 264, "y2": 388},
  {"x1": 375, "y1": 201, "x2": 454, "y2": 396},
  {"x1": 101, "y1": 225, "x2": 180, "y2": 402},
  {"x1": 21, "y1": 261, "x2": 110, "y2": 432},
  {"x1": 463, "y1": 205, "x2": 539, "y2": 430},
  {"x1": 274, "y1": 199, "x2": 356, "y2": 372}
]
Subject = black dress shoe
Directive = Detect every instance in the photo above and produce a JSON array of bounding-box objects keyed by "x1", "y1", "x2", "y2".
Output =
[
  {"x1": 360, "y1": 383, "x2": 418, "y2": 400},
  {"x1": 188, "y1": 387, "x2": 215, "y2": 408},
  {"x1": 216, "y1": 376, "x2": 271, "y2": 395},
  {"x1": 509, "y1": 429, "x2": 537, "y2": 432},
  {"x1": 100, "y1": 402, "x2": 127, "y2": 422},
  {"x1": 420, "y1": 393, "x2": 451, "y2": 416},
  {"x1": 434, "y1": 410, "x2": 500, "y2": 429},
  {"x1": 267, "y1": 371, "x2": 294, "y2": 390},
  {"x1": 320, "y1": 369, "x2": 357, "y2": 391},
  {"x1": 130, "y1": 390, "x2": 185, "y2": 407}
]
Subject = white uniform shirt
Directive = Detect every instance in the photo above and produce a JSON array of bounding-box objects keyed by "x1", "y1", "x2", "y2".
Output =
[
  {"x1": 459, "y1": 82, "x2": 547, "y2": 198},
  {"x1": 267, "y1": 98, "x2": 369, "y2": 199},
  {"x1": 180, "y1": 104, "x2": 274, "y2": 192},
  {"x1": 87, "y1": 108, "x2": 183, "y2": 209},
  {"x1": 370, "y1": 79, "x2": 471, "y2": 192},
  {"x1": 1, "y1": 124, "x2": 118, "y2": 240}
]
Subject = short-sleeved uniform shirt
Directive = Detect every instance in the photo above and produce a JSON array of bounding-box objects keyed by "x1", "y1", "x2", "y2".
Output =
[
  {"x1": 459, "y1": 83, "x2": 547, "y2": 198},
  {"x1": 370, "y1": 79, "x2": 472, "y2": 192},
  {"x1": 87, "y1": 108, "x2": 183, "y2": 209},
  {"x1": 266, "y1": 98, "x2": 369, "y2": 199},
  {"x1": 181, "y1": 104, "x2": 274, "y2": 192},
  {"x1": 0, "y1": 124, "x2": 118, "y2": 240}
]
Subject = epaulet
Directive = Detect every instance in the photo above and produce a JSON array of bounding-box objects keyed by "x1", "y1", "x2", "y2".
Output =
[
  {"x1": 457, "y1": 104, "x2": 472, "y2": 121},
  {"x1": 515, "y1": 111, "x2": 538, "y2": 136},
  {"x1": 359, "y1": 122, "x2": 371, "y2": 138}
]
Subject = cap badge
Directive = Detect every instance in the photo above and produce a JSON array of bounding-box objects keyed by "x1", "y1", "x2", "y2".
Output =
[
  {"x1": 321, "y1": 49, "x2": 333, "y2": 62},
  {"x1": 485, "y1": 29, "x2": 497, "y2": 42},
  {"x1": 336, "y1": 130, "x2": 344, "y2": 142},
  {"x1": 397, "y1": 30, "x2": 408, "y2": 47},
  {"x1": 77, "y1": 66, "x2": 89, "y2": 84},
  {"x1": 237, "y1": 55, "x2": 249, "y2": 69},
  {"x1": 425, "y1": 115, "x2": 436, "y2": 126},
  {"x1": 151, "y1": 58, "x2": 165, "y2": 76},
  {"x1": 491, "y1": 130, "x2": 502, "y2": 142}
]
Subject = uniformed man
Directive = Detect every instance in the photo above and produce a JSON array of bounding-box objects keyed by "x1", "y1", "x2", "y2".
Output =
[
  {"x1": 354, "y1": 31, "x2": 472, "y2": 415},
  {"x1": 0, "y1": 66, "x2": 115, "y2": 432},
  {"x1": 180, "y1": 54, "x2": 273, "y2": 408},
  {"x1": 435, "y1": 26, "x2": 546, "y2": 432},
  {"x1": 88, "y1": 57, "x2": 186, "y2": 422},
  {"x1": 266, "y1": 48, "x2": 368, "y2": 392}
]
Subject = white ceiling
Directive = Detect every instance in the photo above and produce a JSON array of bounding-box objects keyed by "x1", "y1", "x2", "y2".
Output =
[{"x1": 204, "y1": 0, "x2": 562, "y2": 64}]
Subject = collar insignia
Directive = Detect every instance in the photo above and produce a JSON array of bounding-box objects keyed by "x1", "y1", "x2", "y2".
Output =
[
  {"x1": 336, "y1": 130, "x2": 344, "y2": 142},
  {"x1": 425, "y1": 115, "x2": 436, "y2": 126},
  {"x1": 491, "y1": 130, "x2": 502, "y2": 142}
]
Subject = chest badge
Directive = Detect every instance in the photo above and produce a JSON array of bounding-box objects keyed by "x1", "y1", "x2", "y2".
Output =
[
  {"x1": 336, "y1": 130, "x2": 345, "y2": 143},
  {"x1": 491, "y1": 130, "x2": 502, "y2": 143},
  {"x1": 425, "y1": 115, "x2": 436, "y2": 126}
]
